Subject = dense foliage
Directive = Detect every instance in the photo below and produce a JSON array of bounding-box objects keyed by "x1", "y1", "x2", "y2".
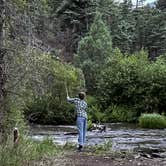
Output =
[
  {"x1": 21, "y1": 53, "x2": 84, "y2": 125},
  {"x1": 0, "y1": 0, "x2": 166, "y2": 136},
  {"x1": 1, "y1": 1, "x2": 166, "y2": 165},
  {"x1": 30, "y1": 0, "x2": 166, "y2": 60},
  {"x1": 97, "y1": 50, "x2": 166, "y2": 115}
]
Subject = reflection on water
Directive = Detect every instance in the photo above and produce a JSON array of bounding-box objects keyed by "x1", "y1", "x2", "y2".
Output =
[{"x1": 29, "y1": 123, "x2": 166, "y2": 152}]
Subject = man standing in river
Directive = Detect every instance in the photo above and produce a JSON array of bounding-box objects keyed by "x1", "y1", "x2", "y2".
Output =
[{"x1": 67, "y1": 92, "x2": 87, "y2": 152}]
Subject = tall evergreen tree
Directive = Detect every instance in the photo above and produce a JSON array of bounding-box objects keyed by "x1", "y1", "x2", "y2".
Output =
[
  {"x1": 46, "y1": 0, "x2": 92, "y2": 62},
  {"x1": 142, "y1": 7, "x2": 166, "y2": 57},
  {"x1": 52, "y1": 0, "x2": 93, "y2": 61},
  {"x1": 109, "y1": 0, "x2": 135, "y2": 53},
  {"x1": 76, "y1": 12, "x2": 112, "y2": 93}
]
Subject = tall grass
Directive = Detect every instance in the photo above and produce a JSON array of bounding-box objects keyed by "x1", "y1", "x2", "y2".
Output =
[
  {"x1": 139, "y1": 113, "x2": 166, "y2": 129},
  {"x1": 0, "y1": 137, "x2": 61, "y2": 166}
]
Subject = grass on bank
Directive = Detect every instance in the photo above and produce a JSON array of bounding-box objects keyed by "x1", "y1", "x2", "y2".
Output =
[
  {"x1": 89, "y1": 140, "x2": 112, "y2": 154},
  {"x1": 56, "y1": 140, "x2": 113, "y2": 154},
  {"x1": 139, "y1": 113, "x2": 166, "y2": 129},
  {"x1": 0, "y1": 137, "x2": 113, "y2": 166},
  {"x1": 0, "y1": 137, "x2": 63, "y2": 166}
]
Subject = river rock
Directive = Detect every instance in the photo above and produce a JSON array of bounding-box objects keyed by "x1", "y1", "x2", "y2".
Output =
[
  {"x1": 140, "y1": 153, "x2": 151, "y2": 158},
  {"x1": 151, "y1": 153, "x2": 162, "y2": 158},
  {"x1": 91, "y1": 123, "x2": 106, "y2": 132},
  {"x1": 158, "y1": 152, "x2": 166, "y2": 158},
  {"x1": 134, "y1": 154, "x2": 141, "y2": 159}
]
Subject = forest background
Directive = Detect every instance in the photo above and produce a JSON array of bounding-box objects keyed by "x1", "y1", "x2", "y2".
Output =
[{"x1": 0, "y1": 0, "x2": 166, "y2": 137}]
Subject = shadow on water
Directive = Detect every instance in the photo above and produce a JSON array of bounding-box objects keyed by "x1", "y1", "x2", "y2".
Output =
[{"x1": 29, "y1": 123, "x2": 166, "y2": 154}]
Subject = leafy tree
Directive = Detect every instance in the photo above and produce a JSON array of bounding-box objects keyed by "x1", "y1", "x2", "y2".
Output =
[
  {"x1": 97, "y1": 49, "x2": 166, "y2": 115},
  {"x1": 23, "y1": 53, "x2": 84, "y2": 124},
  {"x1": 0, "y1": 0, "x2": 53, "y2": 135},
  {"x1": 76, "y1": 12, "x2": 112, "y2": 93}
]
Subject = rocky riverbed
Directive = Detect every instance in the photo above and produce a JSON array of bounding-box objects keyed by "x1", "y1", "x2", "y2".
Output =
[
  {"x1": 30, "y1": 123, "x2": 166, "y2": 149},
  {"x1": 29, "y1": 123, "x2": 166, "y2": 162}
]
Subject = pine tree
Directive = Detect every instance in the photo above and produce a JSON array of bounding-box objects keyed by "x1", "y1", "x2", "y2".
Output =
[
  {"x1": 76, "y1": 12, "x2": 112, "y2": 93},
  {"x1": 109, "y1": 0, "x2": 135, "y2": 53},
  {"x1": 147, "y1": 11, "x2": 166, "y2": 57},
  {"x1": 49, "y1": 0, "x2": 94, "y2": 61}
]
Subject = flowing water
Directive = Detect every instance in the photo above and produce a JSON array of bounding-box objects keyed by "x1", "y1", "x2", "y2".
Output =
[{"x1": 30, "y1": 123, "x2": 166, "y2": 153}]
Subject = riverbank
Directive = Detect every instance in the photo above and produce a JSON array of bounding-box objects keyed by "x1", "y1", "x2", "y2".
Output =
[
  {"x1": 28, "y1": 149, "x2": 166, "y2": 166},
  {"x1": 30, "y1": 123, "x2": 166, "y2": 152},
  {"x1": 28, "y1": 123, "x2": 166, "y2": 165},
  {"x1": 1, "y1": 135, "x2": 165, "y2": 166}
]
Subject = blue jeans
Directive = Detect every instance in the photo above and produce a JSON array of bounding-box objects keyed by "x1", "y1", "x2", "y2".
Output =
[{"x1": 76, "y1": 117, "x2": 87, "y2": 146}]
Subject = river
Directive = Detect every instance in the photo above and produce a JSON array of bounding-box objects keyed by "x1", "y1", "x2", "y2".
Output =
[{"x1": 29, "y1": 123, "x2": 166, "y2": 153}]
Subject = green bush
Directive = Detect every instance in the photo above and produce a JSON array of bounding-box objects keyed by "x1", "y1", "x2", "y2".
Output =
[
  {"x1": 139, "y1": 113, "x2": 166, "y2": 129},
  {"x1": 23, "y1": 53, "x2": 84, "y2": 125},
  {"x1": 86, "y1": 96, "x2": 137, "y2": 123},
  {"x1": 88, "y1": 106, "x2": 105, "y2": 123},
  {"x1": 87, "y1": 119, "x2": 93, "y2": 130},
  {"x1": 105, "y1": 105, "x2": 137, "y2": 123},
  {"x1": 8, "y1": 51, "x2": 84, "y2": 125},
  {"x1": 24, "y1": 96, "x2": 76, "y2": 125},
  {"x1": 87, "y1": 95, "x2": 105, "y2": 123},
  {"x1": 97, "y1": 49, "x2": 166, "y2": 115}
]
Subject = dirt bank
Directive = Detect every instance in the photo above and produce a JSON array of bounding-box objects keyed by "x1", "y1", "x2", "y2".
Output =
[{"x1": 30, "y1": 151, "x2": 166, "y2": 166}]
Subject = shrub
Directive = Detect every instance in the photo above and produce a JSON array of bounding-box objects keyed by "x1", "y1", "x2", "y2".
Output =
[
  {"x1": 87, "y1": 119, "x2": 93, "y2": 130},
  {"x1": 24, "y1": 96, "x2": 76, "y2": 125},
  {"x1": 86, "y1": 96, "x2": 138, "y2": 123},
  {"x1": 97, "y1": 49, "x2": 166, "y2": 115},
  {"x1": 139, "y1": 113, "x2": 166, "y2": 129},
  {"x1": 87, "y1": 95, "x2": 105, "y2": 123},
  {"x1": 105, "y1": 105, "x2": 137, "y2": 123},
  {"x1": 23, "y1": 53, "x2": 84, "y2": 125}
]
